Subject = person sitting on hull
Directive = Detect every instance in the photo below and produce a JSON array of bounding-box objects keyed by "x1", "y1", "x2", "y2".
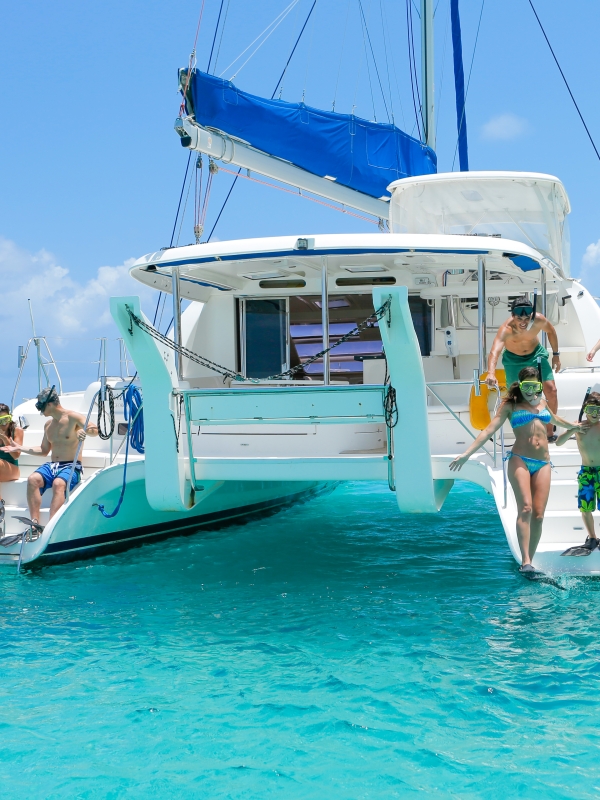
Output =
[
  {"x1": 450, "y1": 367, "x2": 585, "y2": 573},
  {"x1": 486, "y1": 295, "x2": 561, "y2": 441},
  {"x1": 0, "y1": 387, "x2": 98, "y2": 530},
  {"x1": 0, "y1": 403, "x2": 24, "y2": 524}
]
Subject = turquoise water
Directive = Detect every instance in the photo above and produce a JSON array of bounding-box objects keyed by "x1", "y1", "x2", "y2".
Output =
[{"x1": 1, "y1": 482, "x2": 599, "y2": 798}]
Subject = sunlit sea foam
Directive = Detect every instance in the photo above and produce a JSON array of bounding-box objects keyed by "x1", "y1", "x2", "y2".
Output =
[{"x1": 1, "y1": 482, "x2": 599, "y2": 798}]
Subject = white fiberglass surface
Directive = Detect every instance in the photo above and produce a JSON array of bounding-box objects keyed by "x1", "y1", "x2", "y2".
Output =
[{"x1": 389, "y1": 174, "x2": 570, "y2": 275}]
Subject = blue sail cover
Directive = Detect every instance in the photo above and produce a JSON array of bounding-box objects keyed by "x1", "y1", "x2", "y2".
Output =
[{"x1": 190, "y1": 71, "x2": 437, "y2": 199}]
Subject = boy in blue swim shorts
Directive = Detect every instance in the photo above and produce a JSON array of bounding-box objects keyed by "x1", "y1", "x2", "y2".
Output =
[
  {"x1": 556, "y1": 392, "x2": 600, "y2": 554},
  {"x1": 1, "y1": 387, "x2": 98, "y2": 529}
]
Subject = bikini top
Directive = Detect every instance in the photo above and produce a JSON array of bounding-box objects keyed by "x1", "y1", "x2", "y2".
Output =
[{"x1": 510, "y1": 406, "x2": 552, "y2": 429}]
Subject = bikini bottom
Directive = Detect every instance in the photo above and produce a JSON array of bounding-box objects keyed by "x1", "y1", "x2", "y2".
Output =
[{"x1": 505, "y1": 451, "x2": 552, "y2": 475}]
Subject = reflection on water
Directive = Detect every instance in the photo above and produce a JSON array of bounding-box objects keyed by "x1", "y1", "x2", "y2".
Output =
[{"x1": 1, "y1": 481, "x2": 599, "y2": 798}]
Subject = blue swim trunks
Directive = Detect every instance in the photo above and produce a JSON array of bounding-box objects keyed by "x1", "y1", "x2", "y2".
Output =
[{"x1": 35, "y1": 461, "x2": 83, "y2": 495}]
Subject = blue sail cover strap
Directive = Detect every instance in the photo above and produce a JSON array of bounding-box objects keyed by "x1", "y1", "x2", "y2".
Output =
[{"x1": 189, "y1": 71, "x2": 437, "y2": 199}]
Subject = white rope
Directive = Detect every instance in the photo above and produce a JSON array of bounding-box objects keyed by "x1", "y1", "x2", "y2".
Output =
[{"x1": 220, "y1": 0, "x2": 301, "y2": 79}]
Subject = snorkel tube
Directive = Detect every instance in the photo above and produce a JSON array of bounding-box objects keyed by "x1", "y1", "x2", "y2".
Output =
[{"x1": 579, "y1": 386, "x2": 592, "y2": 422}]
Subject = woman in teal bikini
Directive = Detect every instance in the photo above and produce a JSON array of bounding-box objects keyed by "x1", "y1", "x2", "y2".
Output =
[
  {"x1": 450, "y1": 367, "x2": 584, "y2": 572},
  {"x1": 0, "y1": 404, "x2": 23, "y2": 526}
]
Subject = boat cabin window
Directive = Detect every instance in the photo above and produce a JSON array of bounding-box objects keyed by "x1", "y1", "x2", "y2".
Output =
[
  {"x1": 239, "y1": 293, "x2": 431, "y2": 383},
  {"x1": 241, "y1": 298, "x2": 288, "y2": 378}
]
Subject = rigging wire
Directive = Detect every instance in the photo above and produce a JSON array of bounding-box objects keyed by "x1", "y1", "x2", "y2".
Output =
[
  {"x1": 206, "y1": 0, "x2": 320, "y2": 242},
  {"x1": 435, "y1": 0, "x2": 451, "y2": 140},
  {"x1": 220, "y1": 0, "x2": 301, "y2": 79},
  {"x1": 358, "y1": 0, "x2": 391, "y2": 122},
  {"x1": 212, "y1": 0, "x2": 231, "y2": 74},
  {"x1": 169, "y1": 152, "x2": 193, "y2": 247},
  {"x1": 358, "y1": 0, "x2": 377, "y2": 120},
  {"x1": 405, "y1": 0, "x2": 422, "y2": 139},
  {"x1": 451, "y1": 0, "x2": 485, "y2": 171},
  {"x1": 278, "y1": 0, "x2": 302, "y2": 98},
  {"x1": 527, "y1": 0, "x2": 600, "y2": 163},
  {"x1": 216, "y1": 164, "x2": 380, "y2": 223},
  {"x1": 180, "y1": 0, "x2": 207, "y2": 116},
  {"x1": 383, "y1": 0, "x2": 407, "y2": 129},
  {"x1": 379, "y1": 0, "x2": 396, "y2": 123},
  {"x1": 332, "y1": 1, "x2": 352, "y2": 110},
  {"x1": 272, "y1": 0, "x2": 318, "y2": 100},
  {"x1": 176, "y1": 164, "x2": 195, "y2": 246},
  {"x1": 301, "y1": 0, "x2": 319, "y2": 102},
  {"x1": 207, "y1": 0, "x2": 226, "y2": 72}
]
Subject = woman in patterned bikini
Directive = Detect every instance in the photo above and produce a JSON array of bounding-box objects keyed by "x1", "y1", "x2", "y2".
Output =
[{"x1": 450, "y1": 367, "x2": 585, "y2": 572}]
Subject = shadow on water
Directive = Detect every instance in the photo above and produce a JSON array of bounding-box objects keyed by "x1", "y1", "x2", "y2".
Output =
[{"x1": 1, "y1": 481, "x2": 600, "y2": 798}]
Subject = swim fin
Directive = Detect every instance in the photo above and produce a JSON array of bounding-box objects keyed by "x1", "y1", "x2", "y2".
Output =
[
  {"x1": 561, "y1": 536, "x2": 599, "y2": 557},
  {"x1": 11, "y1": 516, "x2": 44, "y2": 533},
  {"x1": 0, "y1": 534, "x2": 24, "y2": 547}
]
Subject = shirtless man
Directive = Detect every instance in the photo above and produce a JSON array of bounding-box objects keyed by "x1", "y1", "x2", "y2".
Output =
[
  {"x1": 1, "y1": 386, "x2": 98, "y2": 527},
  {"x1": 486, "y1": 295, "x2": 561, "y2": 440},
  {"x1": 556, "y1": 391, "x2": 600, "y2": 554}
]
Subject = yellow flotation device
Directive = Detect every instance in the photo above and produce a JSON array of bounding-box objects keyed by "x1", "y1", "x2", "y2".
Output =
[{"x1": 469, "y1": 370, "x2": 507, "y2": 430}]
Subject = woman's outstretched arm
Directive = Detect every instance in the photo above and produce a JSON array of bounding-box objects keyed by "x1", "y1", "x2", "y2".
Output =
[{"x1": 449, "y1": 403, "x2": 511, "y2": 472}]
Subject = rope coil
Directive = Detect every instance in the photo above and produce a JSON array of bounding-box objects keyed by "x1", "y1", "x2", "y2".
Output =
[{"x1": 97, "y1": 385, "x2": 115, "y2": 441}]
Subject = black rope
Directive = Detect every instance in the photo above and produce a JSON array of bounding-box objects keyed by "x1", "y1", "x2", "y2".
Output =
[
  {"x1": 527, "y1": 0, "x2": 600, "y2": 163},
  {"x1": 126, "y1": 298, "x2": 391, "y2": 383},
  {"x1": 384, "y1": 385, "x2": 398, "y2": 429},
  {"x1": 97, "y1": 385, "x2": 115, "y2": 441},
  {"x1": 207, "y1": 0, "x2": 225, "y2": 73}
]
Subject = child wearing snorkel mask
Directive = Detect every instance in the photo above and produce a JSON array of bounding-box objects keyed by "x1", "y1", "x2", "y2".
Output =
[
  {"x1": 0, "y1": 404, "x2": 24, "y2": 524},
  {"x1": 556, "y1": 392, "x2": 600, "y2": 554},
  {"x1": 450, "y1": 367, "x2": 585, "y2": 572}
]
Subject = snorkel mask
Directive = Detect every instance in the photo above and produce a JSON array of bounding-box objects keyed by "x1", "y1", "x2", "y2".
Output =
[
  {"x1": 519, "y1": 380, "x2": 543, "y2": 396},
  {"x1": 0, "y1": 414, "x2": 12, "y2": 425},
  {"x1": 584, "y1": 404, "x2": 600, "y2": 418},
  {"x1": 35, "y1": 385, "x2": 57, "y2": 413},
  {"x1": 512, "y1": 305, "x2": 534, "y2": 318}
]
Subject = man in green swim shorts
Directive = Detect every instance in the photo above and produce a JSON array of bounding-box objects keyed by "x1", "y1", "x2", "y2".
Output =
[{"x1": 486, "y1": 295, "x2": 561, "y2": 440}]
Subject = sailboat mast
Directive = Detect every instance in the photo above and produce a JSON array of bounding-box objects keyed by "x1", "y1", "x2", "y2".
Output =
[{"x1": 421, "y1": 0, "x2": 435, "y2": 150}]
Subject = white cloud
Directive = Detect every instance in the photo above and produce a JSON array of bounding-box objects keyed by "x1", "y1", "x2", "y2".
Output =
[
  {"x1": 579, "y1": 239, "x2": 600, "y2": 293},
  {"x1": 481, "y1": 113, "x2": 530, "y2": 141},
  {"x1": 0, "y1": 237, "x2": 154, "y2": 337},
  {"x1": 582, "y1": 240, "x2": 600, "y2": 271}
]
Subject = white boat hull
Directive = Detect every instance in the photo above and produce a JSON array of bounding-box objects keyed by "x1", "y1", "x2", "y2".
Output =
[{"x1": 1, "y1": 460, "x2": 330, "y2": 567}]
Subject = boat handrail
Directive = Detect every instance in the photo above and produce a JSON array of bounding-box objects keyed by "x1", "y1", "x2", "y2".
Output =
[
  {"x1": 425, "y1": 384, "x2": 494, "y2": 460},
  {"x1": 559, "y1": 366, "x2": 599, "y2": 373}
]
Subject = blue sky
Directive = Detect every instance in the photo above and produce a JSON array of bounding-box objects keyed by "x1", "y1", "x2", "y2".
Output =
[{"x1": 1, "y1": 0, "x2": 600, "y2": 397}]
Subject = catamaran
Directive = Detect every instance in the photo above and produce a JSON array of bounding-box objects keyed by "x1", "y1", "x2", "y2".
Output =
[{"x1": 3, "y1": 2, "x2": 599, "y2": 574}]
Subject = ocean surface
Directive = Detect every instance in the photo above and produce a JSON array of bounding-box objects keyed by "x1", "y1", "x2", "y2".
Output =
[{"x1": 1, "y1": 481, "x2": 599, "y2": 799}]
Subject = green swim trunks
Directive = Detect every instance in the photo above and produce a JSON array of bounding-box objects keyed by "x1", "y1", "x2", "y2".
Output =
[
  {"x1": 578, "y1": 466, "x2": 600, "y2": 512},
  {"x1": 501, "y1": 343, "x2": 554, "y2": 388}
]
